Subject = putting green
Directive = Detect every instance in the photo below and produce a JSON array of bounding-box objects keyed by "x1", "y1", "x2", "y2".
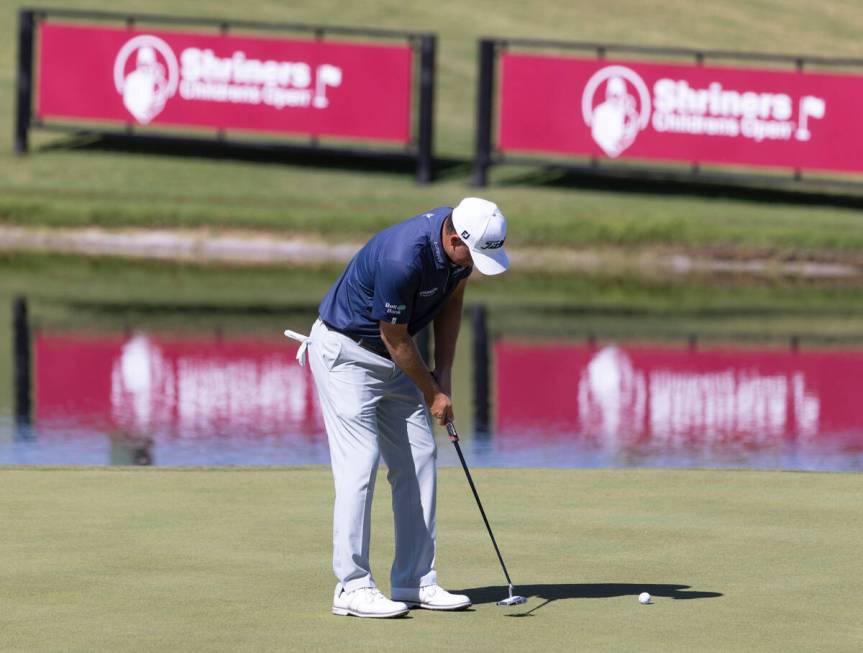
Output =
[{"x1": 0, "y1": 466, "x2": 860, "y2": 652}]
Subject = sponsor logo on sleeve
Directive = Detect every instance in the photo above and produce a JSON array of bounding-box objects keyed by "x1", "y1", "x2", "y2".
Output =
[
  {"x1": 418, "y1": 287, "x2": 439, "y2": 298},
  {"x1": 385, "y1": 302, "x2": 407, "y2": 316}
]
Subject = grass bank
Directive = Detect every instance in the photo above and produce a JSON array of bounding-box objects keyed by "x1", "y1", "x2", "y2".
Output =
[
  {"x1": 1, "y1": 1, "x2": 862, "y2": 255},
  {"x1": 0, "y1": 466, "x2": 860, "y2": 652},
  {"x1": 3, "y1": 252, "x2": 863, "y2": 342}
]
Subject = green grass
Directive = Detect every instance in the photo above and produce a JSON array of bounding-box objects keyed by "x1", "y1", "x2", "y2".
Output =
[
  {"x1": 4, "y1": 252, "x2": 863, "y2": 340},
  {"x1": 0, "y1": 466, "x2": 861, "y2": 652},
  {"x1": 1, "y1": 0, "x2": 862, "y2": 254}
]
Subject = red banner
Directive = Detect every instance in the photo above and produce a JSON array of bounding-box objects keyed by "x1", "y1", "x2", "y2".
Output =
[
  {"x1": 35, "y1": 333, "x2": 322, "y2": 438},
  {"x1": 496, "y1": 341, "x2": 863, "y2": 447},
  {"x1": 37, "y1": 22, "x2": 413, "y2": 142},
  {"x1": 499, "y1": 53, "x2": 863, "y2": 173}
]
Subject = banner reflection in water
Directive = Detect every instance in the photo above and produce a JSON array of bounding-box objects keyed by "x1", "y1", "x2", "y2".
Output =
[
  {"x1": 496, "y1": 342, "x2": 863, "y2": 455},
  {"x1": 29, "y1": 332, "x2": 863, "y2": 468},
  {"x1": 36, "y1": 332, "x2": 321, "y2": 438}
]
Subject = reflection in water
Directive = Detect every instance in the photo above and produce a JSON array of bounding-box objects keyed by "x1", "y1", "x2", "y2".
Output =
[
  {"x1": 35, "y1": 332, "x2": 322, "y2": 438},
  {"x1": 579, "y1": 347, "x2": 647, "y2": 443},
  {"x1": 496, "y1": 342, "x2": 863, "y2": 470},
  {"x1": 108, "y1": 334, "x2": 317, "y2": 439},
  {"x1": 575, "y1": 345, "x2": 819, "y2": 445},
  {"x1": 1, "y1": 332, "x2": 862, "y2": 470},
  {"x1": 109, "y1": 431, "x2": 154, "y2": 466},
  {"x1": 112, "y1": 335, "x2": 171, "y2": 440},
  {"x1": 0, "y1": 331, "x2": 327, "y2": 466}
]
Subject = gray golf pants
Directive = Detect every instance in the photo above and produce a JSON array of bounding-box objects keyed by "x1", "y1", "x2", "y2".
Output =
[{"x1": 308, "y1": 319, "x2": 438, "y2": 594}]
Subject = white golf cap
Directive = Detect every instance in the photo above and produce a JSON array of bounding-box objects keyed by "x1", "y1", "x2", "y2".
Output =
[{"x1": 451, "y1": 197, "x2": 509, "y2": 275}]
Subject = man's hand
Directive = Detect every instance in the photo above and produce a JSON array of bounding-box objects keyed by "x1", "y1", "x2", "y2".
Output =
[{"x1": 428, "y1": 389, "x2": 453, "y2": 427}]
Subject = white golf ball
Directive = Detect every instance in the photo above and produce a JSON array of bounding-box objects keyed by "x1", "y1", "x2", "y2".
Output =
[{"x1": 638, "y1": 592, "x2": 652, "y2": 604}]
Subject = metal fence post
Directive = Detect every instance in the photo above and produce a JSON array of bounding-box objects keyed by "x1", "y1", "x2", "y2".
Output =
[
  {"x1": 472, "y1": 304, "x2": 490, "y2": 436},
  {"x1": 416, "y1": 34, "x2": 436, "y2": 184},
  {"x1": 472, "y1": 39, "x2": 496, "y2": 187},
  {"x1": 13, "y1": 297, "x2": 32, "y2": 436},
  {"x1": 15, "y1": 9, "x2": 35, "y2": 154}
]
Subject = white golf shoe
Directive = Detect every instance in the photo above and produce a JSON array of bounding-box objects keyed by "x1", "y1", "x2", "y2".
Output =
[
  {"x1": 392, "y1": 584, "x2": 472, "y2": 611},
  {"x1": 331, "y1": 584, "x2": 409, "y2": 618}
]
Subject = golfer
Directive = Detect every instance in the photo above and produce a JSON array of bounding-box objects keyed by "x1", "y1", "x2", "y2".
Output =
[{"x1": 307, "y1": 198, "x2": 509, "y2": 618}]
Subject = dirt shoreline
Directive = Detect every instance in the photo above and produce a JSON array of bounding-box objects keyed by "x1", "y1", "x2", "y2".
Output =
[{"x1": 0, "y1": 225, "x2": 858, "y2": 279}]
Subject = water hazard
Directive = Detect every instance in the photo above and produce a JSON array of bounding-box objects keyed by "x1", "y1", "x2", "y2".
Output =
[{"x1": 2, "y1": 330, "x2": 862, "y2": 470}]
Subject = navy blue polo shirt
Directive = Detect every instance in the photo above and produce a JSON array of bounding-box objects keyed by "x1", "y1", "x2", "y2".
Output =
[{"x1": 319, "y1": 207, "x2": 472, "y2": 344}]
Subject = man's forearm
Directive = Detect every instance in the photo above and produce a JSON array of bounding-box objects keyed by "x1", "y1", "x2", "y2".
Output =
[
  {"x1": 433, "y1": 280, "x2": 466, "y2": 377},
  {"x1": 380, "y1": 326, "x2": 439, "y2": 403}
]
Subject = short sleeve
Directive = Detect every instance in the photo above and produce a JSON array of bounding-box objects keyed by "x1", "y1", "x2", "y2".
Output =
[{"x1": 372, "y1": 259, "x2": 419, "y2": 325}]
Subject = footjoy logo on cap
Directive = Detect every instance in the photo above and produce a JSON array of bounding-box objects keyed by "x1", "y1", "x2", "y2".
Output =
[{"x1": 461, "y1": 230, "x2": 470, "y2": 239}]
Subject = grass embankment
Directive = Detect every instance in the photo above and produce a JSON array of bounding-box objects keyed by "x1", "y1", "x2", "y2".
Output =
[
  {"x1": 0, "y1": 0, "x2": 862, "y2": 256},
  {"x1": 4, "y1": 252, "x2": 863, "y2": 343},
  {"x1": 0, "y1": 467, "x2": 861, "y2": 652}
]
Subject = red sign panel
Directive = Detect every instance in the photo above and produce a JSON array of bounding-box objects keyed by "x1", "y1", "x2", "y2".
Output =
[
  {"x1": 499, "y1": 53, "x2": 863, "y2": 173},
  {"x1": 37, "y1": 22, "x2": 413, "y2": 142},
  {"x1": 35, "y1": 333, "x2": 322, "y2": 438},
  {"x1": 496, "y1": 341, "x2": 863, "y2": 447}
]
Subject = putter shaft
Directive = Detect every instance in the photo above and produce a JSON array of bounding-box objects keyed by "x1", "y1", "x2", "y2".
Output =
[{"x1": 447, "y1": 421, "x2": 521, "y2": 597}]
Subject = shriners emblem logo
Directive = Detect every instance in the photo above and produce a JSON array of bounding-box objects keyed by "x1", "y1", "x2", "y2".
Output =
[
  {"x1": 582, "y1": 66, "x2": 651, "y2": 158},
  {"x1": 114, "y1": 35, "x2": 179, "y2": 125}
]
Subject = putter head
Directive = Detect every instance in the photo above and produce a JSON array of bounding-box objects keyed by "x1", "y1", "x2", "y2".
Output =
[
  {"x1": 497, "y1": 594, "x2": 527, "y2": 607},
  {"x1": 497, "y1": 584, "x2": 527, "y2": 606}
]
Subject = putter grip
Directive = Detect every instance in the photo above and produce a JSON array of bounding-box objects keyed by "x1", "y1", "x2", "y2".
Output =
[{"x1": 446, "y1": 421, "x2": 459, "y2": 443}]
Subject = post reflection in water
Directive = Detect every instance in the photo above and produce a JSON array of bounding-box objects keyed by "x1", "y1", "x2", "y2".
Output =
[{"x1": 3, "y1": 331, "x2": 862, "y2": 469}]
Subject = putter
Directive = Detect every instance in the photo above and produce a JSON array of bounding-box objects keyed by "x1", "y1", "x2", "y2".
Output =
[{"x1": 446, "y1": 420, "x2": 527, "y2": 607}]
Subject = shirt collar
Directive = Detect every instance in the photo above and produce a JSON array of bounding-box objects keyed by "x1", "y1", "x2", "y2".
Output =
[
  {"x1": 429, "y1": 209, "x2": 451, "y2": 271},
  {"x1": 429, "y1": 207, "x2": 471, "y2": 275}
]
